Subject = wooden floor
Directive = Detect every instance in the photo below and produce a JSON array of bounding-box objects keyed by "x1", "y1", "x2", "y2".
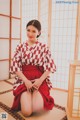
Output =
[{"x1": 0, "y1": 79, "x2": 68, "y2": 120}]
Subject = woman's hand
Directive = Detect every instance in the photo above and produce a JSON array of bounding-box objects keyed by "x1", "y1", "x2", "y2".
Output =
[
  {"x1": 24, "y1": 80, "x2": 33, "y2": 92},
  {"x1": 32, "y1": 79, "x2": 43, "y2": 90}
]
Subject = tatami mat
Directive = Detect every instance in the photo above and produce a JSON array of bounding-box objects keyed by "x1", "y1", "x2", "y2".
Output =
[
  {"x1": 50, "y1": 89, "x2": 67, "y2": 107},
  {"x1": 0, "y1": 81, "x2": 12, "y2": 93},
  {"x1": 0, "y1": 79, "x2": 68, "y2": 120},
  {"x1": 6, "y1": 79, "x2": 15, "y2": 84},
  {"x1": 0, "y1": 92, "x2": 14, "y2": 108}
]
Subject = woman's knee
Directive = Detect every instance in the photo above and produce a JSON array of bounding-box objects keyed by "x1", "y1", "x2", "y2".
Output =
[
  {"x1": 21, "y1": 109, "x2": 32, "y2": 117},
  {"x1": 32, "y1": 91, "x2": 44, "y2": 112},
  {"x1": 20, "y1": 91, "x2": 32, "y2": 116},
  {"x1": 33, "y1": 105, "x2": 44, "y2": 113}
]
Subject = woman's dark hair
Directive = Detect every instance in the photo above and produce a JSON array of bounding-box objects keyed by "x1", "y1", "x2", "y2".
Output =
[{"x1": 26, "y1": 19, "x2": 41, "y2": 38}]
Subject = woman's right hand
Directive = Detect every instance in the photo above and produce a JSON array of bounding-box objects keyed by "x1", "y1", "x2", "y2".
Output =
[{"x1": 24, "y1": 80, "x2": 33, "y2": 92}]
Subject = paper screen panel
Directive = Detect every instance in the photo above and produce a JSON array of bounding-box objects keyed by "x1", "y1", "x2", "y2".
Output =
[
  {"x1": 22, "y1": 0, "x2": 38, "y2": 42},
  {"x1": 50, "y1": 1, "x2": 78, "y2": 90},
  {"x1": 11, "y1": 40, "x2": 20, "y2": 58},
  {"x1": 39, "y1": 0, "x2": 48, "y2": 44},
  {"x1": 12, "y1": 19, "x2": 20, "y2": 38},
  {"x1": 78, "y1": 5, "x2": 80, "y2": 60},
  {"x1": 73, "y1": 96, "x2": 80, "y2": 117},
  {"x1": 0, "y1": 40, "x2": 9, "y2": 59},
  {"x1": 78, "y1": 37, "x2": 80, "y2": 60},
  {"x1": 0, "y1": 0, "x2": 10, "y2": 15},
  {"x1": 12, "y1": 0, "x2": 20, "y2": 17},
  {"x1": 0, "y1": 16, "x2": 10, "y2": 38},
  {"x1": 0, "y1": 61, "x2": 9, "y2": 80},
  {"x1": 67, "y1": 62, "x2": 80, "y2": 118},
  {"x1": 72, "y1": 66, "x2": 80, "y2": 117},
  {"x1": 74, "y1": 67, "x2": 80, "y2": 87}
]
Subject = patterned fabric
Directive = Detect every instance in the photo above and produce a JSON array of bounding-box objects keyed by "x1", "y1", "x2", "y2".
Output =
[
  {"x1": 11, "y1": 65, "x2": 54, "y2": 111},
  {"x1": 10, "y1": 40, "x2": 56, "y2": 89}
]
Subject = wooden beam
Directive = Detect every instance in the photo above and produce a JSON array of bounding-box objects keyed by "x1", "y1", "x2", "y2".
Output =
[
  {"x1": 74, "y1": 0, "x2": 80, "y2": 60},
  {"x1": 0, "y1": 59, "x2": 9, "y2": 61},
  {"x1": 0, "y1": 14, "x2": 10, "y2": 18},
  {"x1": 11, "y1": 16, "x2": 21, "y2": 20},
  {"x1": 52, "y1": 87, "x2": 68, "y2": 92},
  {"x1": 48, "y1": 0, "x2": 52, "y2": 48},
  {"x1": 20, "y1": 0, "x2": 22, "y2": 43},
  {"x1": 0, "y1": 38, "x2": 9, "y2": 40},
  {"x1": 9, "y1": 0, "x2": 12, "y2": 78},
  {"x1": 0, "y1": 38, "x2": 20, "y2": 40},
  {"x1": 38, "y1": 0, "x2": 41, "y2": 21}
]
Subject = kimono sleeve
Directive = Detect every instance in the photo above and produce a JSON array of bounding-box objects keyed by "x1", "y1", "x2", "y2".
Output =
[
  {"x1": 10, "y1": 43, "x2": 22, "y2": 74},
  {"x1": 43, "y1": 46, "x2": 56, "y2": 73}
]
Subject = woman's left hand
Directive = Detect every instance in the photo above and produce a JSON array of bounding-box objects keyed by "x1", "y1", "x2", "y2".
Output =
[{"x1": 32, "y1": 79, "x2": 42, "y2": 90}]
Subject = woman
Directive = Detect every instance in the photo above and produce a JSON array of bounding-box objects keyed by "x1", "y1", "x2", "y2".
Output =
[{"x1": 10, "y1": 19, "x2": 56, "y2": 117}]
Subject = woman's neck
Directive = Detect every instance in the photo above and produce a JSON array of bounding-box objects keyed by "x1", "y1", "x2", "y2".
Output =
[{"x1": 27, "y1": 39, "x2": 37, "y2": 46}]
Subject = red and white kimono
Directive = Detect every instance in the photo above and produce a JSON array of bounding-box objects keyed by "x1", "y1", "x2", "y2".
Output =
[{"x1": 10, "y1": 40, "x2": 56, "y2": 111}]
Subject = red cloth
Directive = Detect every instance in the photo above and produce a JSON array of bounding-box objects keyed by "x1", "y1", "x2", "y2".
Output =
[{"x1": 11, "y1": 65, "x2": 54, "y2": 111}]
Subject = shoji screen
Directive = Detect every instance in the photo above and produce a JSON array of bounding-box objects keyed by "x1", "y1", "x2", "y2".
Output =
[
  {"x1": 11, "y1": 0, "x2": 22, "y2": 78},
  {"x1": 67, "y1": 61, "x2": 80, "y2": 119},
  {"x1": 78, "y1": 39, "x2": 80, "y2": 59},
  {"x1": 22, "y1": 0, "x2": 49, "y2": 44},
  {"x1": 78, "y1": 4, "x2": 80, "y2": 60},
  {"x1": 0, "y1": 0, "x2": 22, "y2": 80},
  {"x1": 22, "y1": 0, "x2": 38, "y2": 42},
  {"x1": 0, "y1": 0, "x2": 10, "y2": 80},
  {"x1": 39, "y1": 0, "x2": 49, "y2": 44},
  {"x1": 51, "y1": 1, "x2": 79, "y2": 90}
]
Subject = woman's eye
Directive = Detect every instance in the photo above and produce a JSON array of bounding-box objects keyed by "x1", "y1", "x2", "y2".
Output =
[
  {"x1": 33, "y1": 31, "x2": 36, "y2": 33},
  {"x1": 27, "y1": 29, "x2": 30, "y2": 32}
]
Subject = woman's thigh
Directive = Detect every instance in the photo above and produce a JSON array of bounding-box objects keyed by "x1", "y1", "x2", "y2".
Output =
[
  {"x1": 32, "y1": 90, "x2": 44, "y2": 113},
  {"x1": 20, "y1": 91, "x2": 32, "y2": 116}
]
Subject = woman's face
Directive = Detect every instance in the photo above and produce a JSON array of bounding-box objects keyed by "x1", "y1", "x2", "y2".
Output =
[{"x1": 26, "y1": 25, "x2": 40, "y2": 42}]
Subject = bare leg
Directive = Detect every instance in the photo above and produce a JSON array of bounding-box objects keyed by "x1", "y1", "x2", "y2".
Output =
[
  {"x1": 32, "y1": 90, "x2": 45, "y2": 113},
  {"x1": 20, "y1": 91, "x2": 32, "y2": 117}
]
